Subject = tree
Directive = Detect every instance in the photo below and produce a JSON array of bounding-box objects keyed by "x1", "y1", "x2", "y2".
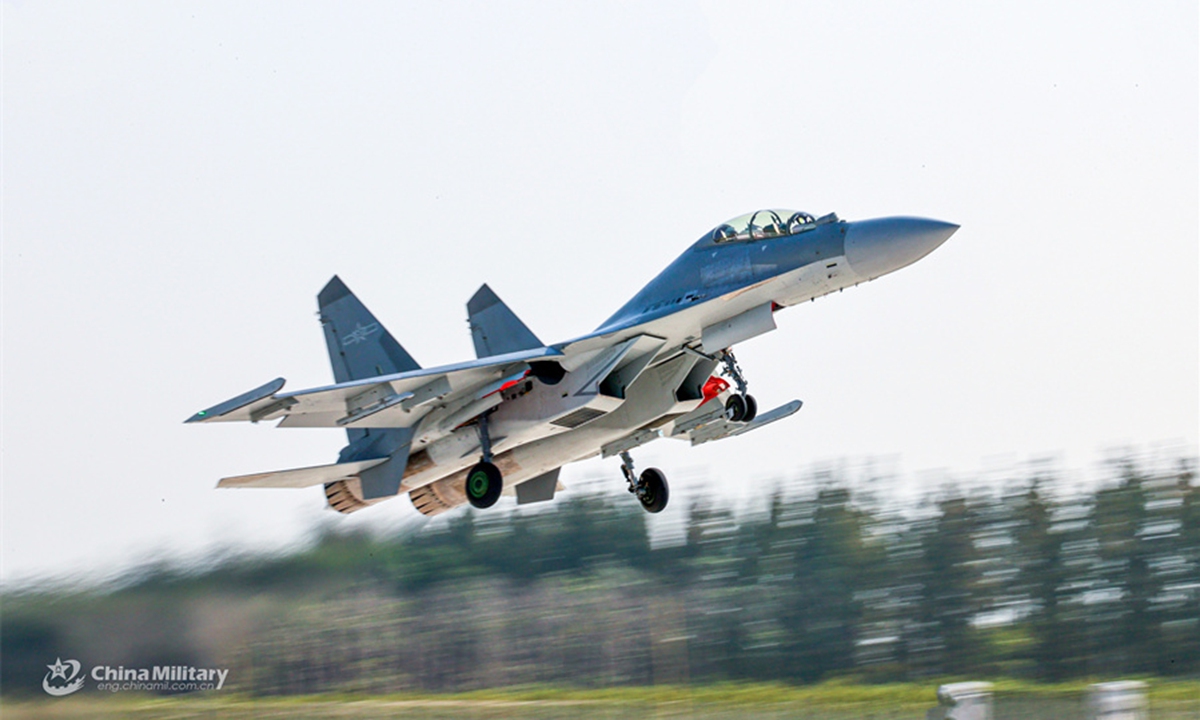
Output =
[
  {"x1": 1014, "y1": 481, "x2": 1075, "y2": 680},
  {"x1": 917, "y1": 496, "x2": 980, "y2": 673}
]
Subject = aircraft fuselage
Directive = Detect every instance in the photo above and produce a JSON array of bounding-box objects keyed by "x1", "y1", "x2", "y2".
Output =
[
  {"x1": 191, "y1": 210, "x2": 957, "y2": 516},
  {"x1": 395, "y1": 214, "x2": 957, "y2": 512}
]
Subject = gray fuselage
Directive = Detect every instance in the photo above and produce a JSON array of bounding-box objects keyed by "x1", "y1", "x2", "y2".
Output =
[{"x1": 397, "y1": 214, "x2": 956, "y2": 511}]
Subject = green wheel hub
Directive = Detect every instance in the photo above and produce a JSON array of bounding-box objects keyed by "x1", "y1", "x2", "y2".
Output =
[
  {"x1": 468, "y1": 470, "x2": 490, "y2": 498},
  {"x1": 465, "y1": 461, "x2": 502, "y2": 509}
]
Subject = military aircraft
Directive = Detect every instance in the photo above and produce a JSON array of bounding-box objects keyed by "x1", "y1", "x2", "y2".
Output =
[{"x1": 188, "y1": 210, "x2": 957, "y2": 516}]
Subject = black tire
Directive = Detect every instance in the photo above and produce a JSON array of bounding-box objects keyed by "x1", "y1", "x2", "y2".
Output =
[
  {"x1": 637, "y1": 467, "x2": 669, "y2": 513},
  {"x1": 724, "y1": 394, "x2": 747, "y2": 423},
  {"x1": 465, "y1": 462, "x2": 503, "y2": 509},
  {"x1": 742, "y1": 394, "x2": 758, "y2": 423}
]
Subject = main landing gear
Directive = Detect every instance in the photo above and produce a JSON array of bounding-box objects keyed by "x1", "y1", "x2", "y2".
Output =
[
  {"x1": 466, "y1": 412, "x2": 502, "y2": 509},
  {"x1": 720, "y1": 349, "x2": 758, "y2": 423},
  {"x1": 621, "y1": 451, "x2": 668, "y2": 513}
]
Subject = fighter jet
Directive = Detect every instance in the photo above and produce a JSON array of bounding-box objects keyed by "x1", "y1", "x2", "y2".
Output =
[{"x1": 187, "y1": 210, "x2": 957, "y2": 516}]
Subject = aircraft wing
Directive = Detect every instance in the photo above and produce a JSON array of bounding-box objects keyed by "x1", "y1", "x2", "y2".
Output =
[
  {"x1": 185, "y1": 346, "x2": 563, "y2": 429},
  {"x1": 667, "y1": 399, "x2": 803, "y2": 446}
]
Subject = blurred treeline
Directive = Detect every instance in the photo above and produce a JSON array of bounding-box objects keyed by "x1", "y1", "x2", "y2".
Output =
[{"x1": 3, "y1": 455, "x2": 1198, "y2": 695}]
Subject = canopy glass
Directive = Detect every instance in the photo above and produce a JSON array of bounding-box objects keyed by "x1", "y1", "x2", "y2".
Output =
[{"x1": 709, "y1": 209, "x2": 822, "y2": 243}]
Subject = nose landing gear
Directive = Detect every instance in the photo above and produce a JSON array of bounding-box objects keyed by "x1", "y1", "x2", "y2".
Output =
[
  {"x1": 724, "y1": 393, "x2": 758, "y2": 423},
  {"x1": 620, "y1": 451, "x2": 669, "y2": 513},
  {"x1": 719, "y1": 349, "x2": 758, "y2": 423}
]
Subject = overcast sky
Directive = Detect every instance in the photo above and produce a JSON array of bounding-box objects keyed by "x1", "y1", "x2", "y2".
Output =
[{"x1": 3, "y1": 1, "x2": 1196, "y2": 584}]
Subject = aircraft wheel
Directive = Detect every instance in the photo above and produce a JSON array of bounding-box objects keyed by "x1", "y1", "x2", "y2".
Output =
[
  {"x1": 742, "y1": 394, "x2": 758, "y2": 423},
  {"x1": 466, "y1": 461, "x2": 503, "y2": 509},
  {"x1": 637, "y1": 468, "x2": 669, "y2": 513},
  {"x1": 724, "y1": 394, "x2": 747, "y2": 423}
]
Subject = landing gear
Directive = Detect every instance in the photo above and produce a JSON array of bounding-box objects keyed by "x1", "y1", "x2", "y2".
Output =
[
  {"x1": 466, "y1": 461, "x2": 502, "y2": 509},
  {"x1": 620, "y1": 451, "x2": 669, "y2": 513},
  {"x1": 637, "y1": 468, "x2": 669, "y2": 513},
  {"x1": 466, "y1": 412, "x2": 502, "y2": 509},
  {"x1": 743, "y1": 394, "x2": 758, "y2": 422},
  {"x1": 719, "y1": 349, "x2": 758, "y2": 423},
  {"x1": 725, "y1": 394, "x2": 748, "y2": 422}
]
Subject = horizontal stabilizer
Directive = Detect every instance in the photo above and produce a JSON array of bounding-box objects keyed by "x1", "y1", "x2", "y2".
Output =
[
  {"x1": 468, "y1": 284, "x2": 543, "y2": 359},
  {"x1": 217, "y1": 458, "x2": 388, "y2": 489}
]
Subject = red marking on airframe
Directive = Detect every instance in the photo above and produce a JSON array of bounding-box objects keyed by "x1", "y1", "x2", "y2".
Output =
[{"x1": 701, "y1": 376, "x2": 729, "y2": 404}]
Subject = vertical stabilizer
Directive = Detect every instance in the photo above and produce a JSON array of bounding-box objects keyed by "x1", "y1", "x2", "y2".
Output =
[
  {"x1": 319, "y1": 276, "x2": 420, "y2": 383},
  {"x1": 318, "y1": 276, "x2": 420, "y2": 451},
  {"x1": 467, "y1": 284, "x2": 543, "y2": 358}
]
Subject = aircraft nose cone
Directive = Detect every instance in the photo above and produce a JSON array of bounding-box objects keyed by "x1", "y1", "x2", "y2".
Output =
[{"x1": 844, "y1": 217, "x2": 959, "y2": 280}]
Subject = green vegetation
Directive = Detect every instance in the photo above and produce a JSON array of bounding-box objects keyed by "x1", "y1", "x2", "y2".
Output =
[
  {"x1": 4, "y1": 682, "x2": 1199, "y2": 720},
  {"x1": 3, "y1": 455, "x2": 1197, "y2": 702}
]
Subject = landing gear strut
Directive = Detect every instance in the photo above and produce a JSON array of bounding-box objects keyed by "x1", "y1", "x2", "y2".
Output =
[
  {"x1": 719, "y1": 349, "x2": 758, "y2": 423},
  {"x1": 620, "y1": 451, "x2": 668, "y2": 513},
  {"x1": 466, "y1": 412, "x2": 502, "y2": 509}
]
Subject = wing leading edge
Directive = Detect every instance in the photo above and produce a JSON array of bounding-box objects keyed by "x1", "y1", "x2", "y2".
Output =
[{"x1": 185, "y1": 345, "x2": 564, "y2": 429}]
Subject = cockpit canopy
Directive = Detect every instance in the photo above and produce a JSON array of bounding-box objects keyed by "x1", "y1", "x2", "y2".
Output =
[{"x1": 706, "y1": 209, "x2": 838, "y2": 244}]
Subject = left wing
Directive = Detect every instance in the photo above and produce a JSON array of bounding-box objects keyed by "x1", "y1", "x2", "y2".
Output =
[{"x1": 185, "y1": 346, "x2": 563, "y2": 430}]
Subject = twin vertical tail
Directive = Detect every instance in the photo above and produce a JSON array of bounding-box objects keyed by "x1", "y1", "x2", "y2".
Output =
[
  {"x1": 314, "y1": 278, "x2": 543, "y2": 512},
  {"x1": 317, "y1": 276, "x2": 419, "y2": 506},
  {"x1": 318, "y1": 275, "x2": 421, "y2": 383},
  {"x1": 467, "y1": 283, "x2": 543, "y2": 358}
]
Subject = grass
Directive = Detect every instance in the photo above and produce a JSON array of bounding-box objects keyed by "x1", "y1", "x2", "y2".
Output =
[{"x1": 4, "y1": 680, "x2": 1197, "y2": 719}]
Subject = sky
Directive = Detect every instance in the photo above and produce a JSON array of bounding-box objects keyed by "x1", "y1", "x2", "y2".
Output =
[{"x1": 3, "y1": 1, "x2": 1197, "y2": 584}]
